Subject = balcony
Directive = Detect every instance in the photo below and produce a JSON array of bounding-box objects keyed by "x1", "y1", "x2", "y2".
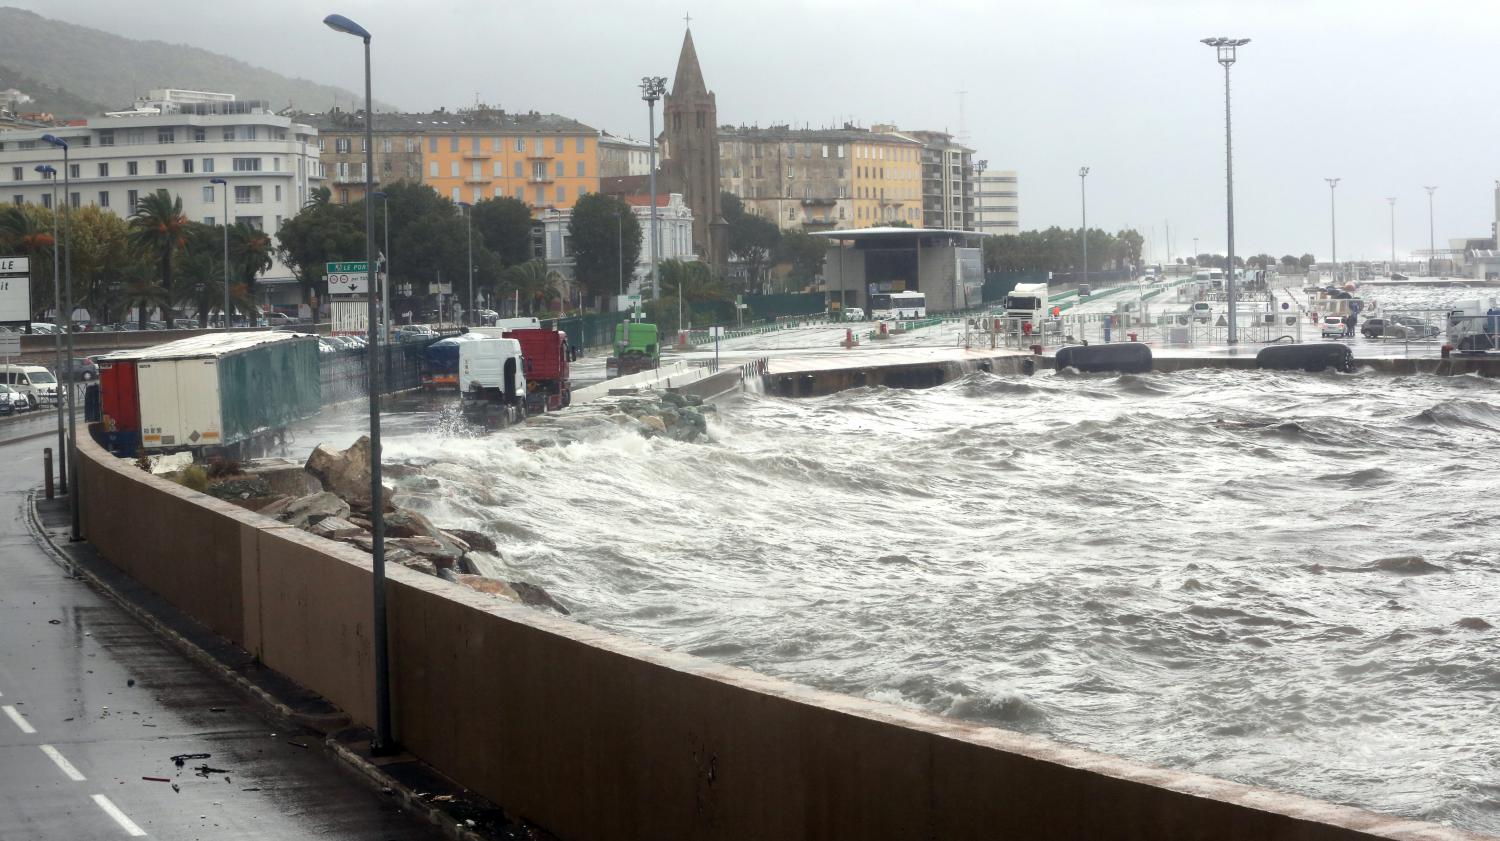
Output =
[
  {"x1": 527, "y1": 175, "x2": 554, "y2": 184},
  {"x1": 462, "y1": 150, "x2": 489, "y2": 160},
  {"x1": 525, "y1": 152, "x2": 555, "y2": 160},
  {"x1": 464, "y1": 174, "x2": 490, "y2": 185}
]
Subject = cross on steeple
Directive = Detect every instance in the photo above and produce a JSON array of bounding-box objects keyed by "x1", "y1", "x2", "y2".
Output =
[{"x1": 683, "y1": 11, "x2": 691, "y2": 27}]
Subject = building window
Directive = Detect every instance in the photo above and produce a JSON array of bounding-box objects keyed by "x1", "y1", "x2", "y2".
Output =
[
  {"x1": 98, "y1": 130, "x2": 114, "y2": 147},
  {"x1": 127, "y1": 161, "x2": 138, "y2": 176},
  {"x1": 473, "y1": 188, "x2": 482, "y2": 203},
  {"x1": 429, "y1": 161, "x2": 439, "y2": 178},
  {"x1": 555, "y1": 185, "x2": 565, "y2": 203},
  {"x1": 98, "y1": 191, "x2": 110, "y2": 208},
  {"x1": 158, "y1": 128, "x2": 174, "y2": 144},
  {"x1": 10, "y1": 195, "x2": 19, "y2": 206},
  {"x1": 451, "y1": 187, "x2": 460, "y2": 202},
  {"x1": 183, "y1": 159, "x2": 194, "y2": 173},
  {"x1": 514, "y1": 161, "x2": 522, "y2": 178},
  {"x1": 337, "y1": 162, "x2": 349, "y2": 179},
  {"x1": 576, "y1": 160, "x2": 585, "y2": 177},
  {"x1": 494, "y1": 186, "x2": 503, "y2": 198},
  {"x1": 470, "y1": 135, "x2": 481, "y2": 152},
  {"x1": 235, "y1": 216, "x2": 263, "y2": 230},
  {"x1": 274, "y1": 185, "x2": 282, "y2": 202},
  {"x1": 450, "y1": 161, "x2": 459, "y2": 177},
  {"x1": 127, "y1": 189, "x2": 138, "y2": 209},
  {"x1": 336, "y1": 138, "x2": 350, "y2": 153},
  {"x1": 70, "y1": 192, "x2": 81, "y2": 209},
  {"x1": 673, "y1": 114, "x2": 681, "y2": 131},
  {"x1": 471, "y1": 161, "x2": 482, "y2": 179},
  {"x1": 339, "y1": 189, "x2": 349, "y2": 204},
  {"x1": 193, "y1": 127, "x2": 206, "y2": 142},
  {"x1": 245, "y1": 126, "x2": 257, "y2": 141},
  {"x1": 492, "y1": 161, "x2": 502, "y2": 177},
  {"x1": 554, "y1": 161, "x2": 564, "y2": 177},
  {"x1": 232, "y1": 158, "x2": 262, "y2": 172},
  {"x1": 234, "y1": 185, "x2": 262, "y2": 204},
  {"x1": 554, "y1": 137, "x2": 564, "y2": 153},
  {"x1": 515, "y1": 185, "x2": 524, "y2": 201},
  {"x1": 428, "y1": 137, "x2": 438, "y2": 153},
  {"x1": 155, "y1": 160, "x2": 167, "y2": 175},
  {"x1": 203, "y1": 186, "x2": 215, "y2": 202},
  {"x1": 406, "y1": 138, "x2": 418, "y2": 153},
  {"x1": 223, "y1": 127, "x2": 236, "y2": 142},
  {"x1": 359, "y1": 137, "x2": 367, "y2": 152},
  {"x1": 203, "y1": 216, "x2": 214, "y2": 225},
  {"x1": 382, "y1": 137, "x2": 392, "y2": 153},
  {"x1": 10, "y1": 166, "x2": 21, "y2": 181},
  {"x1": 40, "y1": 193, "x2": 51, "y2": 209},
  {"x1": 575, "y1": 136, "x2": 586, "y2": 153},
  {"x1": 532, "y1": 161, "x2": 546, "y2": 181},
  {"x1": 449, "y1": 135, "x2": 459, "y2": 152},
  {"x1": 514, "y1": 137, "x2": 525, "y2": 152},
  {"x1": 317, "y1": 138, "x2": 325, "y2": 152},
  {"x1": 534, "y1": 186, "x2": 543, "y2": 205},
  {"x1": 97, "y1": 163, "x2": 109, "y2": 177}
]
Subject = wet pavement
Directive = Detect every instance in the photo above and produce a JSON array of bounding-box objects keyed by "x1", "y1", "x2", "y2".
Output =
[{"x1": 0, "y1": 435, "x2": 447, "y2": 839}]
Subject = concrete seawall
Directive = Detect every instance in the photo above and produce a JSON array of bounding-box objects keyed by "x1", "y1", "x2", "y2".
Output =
[{"x1": 75, "y1": 429, "x2": 1493, "y2": 841}]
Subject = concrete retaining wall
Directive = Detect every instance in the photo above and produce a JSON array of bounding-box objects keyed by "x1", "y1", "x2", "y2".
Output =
[{"x1": 74, "y1": 430, "x2": 1491, "y2": 841}]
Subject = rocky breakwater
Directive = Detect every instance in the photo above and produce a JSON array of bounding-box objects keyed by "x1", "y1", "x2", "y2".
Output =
[
  {"x1": 164, "y1": 438, "x2": 567, "y2": 615},
  {"x1": 604, "y1": 391, "x2": 715, "y2": 442}
]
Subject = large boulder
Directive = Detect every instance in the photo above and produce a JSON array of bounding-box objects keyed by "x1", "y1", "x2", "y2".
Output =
[
  {"x1": 304, "y1": 437, "x2": 391, "y2": 511},
  {"x1": 309, "y1": 516, "x2": 368, "y2": 541},
  {"x1": 456, "y1": 574, "x2": 522, "y2": 603},
  {"x1": 387, "y1": 535, "x2": 465, "y2": 568},
  {"x1": 444, "y1": 528, "x2": 497, "y2": 553},
  {"x1": 509, "y1": 581, "x2": 570, "y2": 615},
  {"x1": 277, "y1": 492, "x2": 351, "y2": 529},
  {"x1": 385, "y1": 508, "x2": 440, "y2": 539}
]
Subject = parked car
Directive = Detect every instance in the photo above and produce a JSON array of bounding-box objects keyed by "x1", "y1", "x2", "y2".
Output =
[
  {"x1": 0, "y1": 384, "x2": 27, "y2": 414},
  {"x1": 1360, "y1": 317, "x2": 1388, "y2": 338},
  {"x1": 1389, "y1": 316, "x2": 1440, "y2": 339},
  {"x1": 317, "y1": 338, "x2": 340, "y2": 354},
  {"x1": 0, "y1": 364, "x2": 59, "y2": 407},
  {"x1": 172, "y1": 318, "x2": 201, "y2": 330},
  {"x1": 1191, "y1": 301, "x2": 1213, "y2": 323},
  {"x1": 841, "y1": 307, "x2": 865, "y2": 321},
  {"x1": 1321, "y1": 315, "x2": 1346, "y2": 338},
  {"x1": 61, "y1": 357, "x2": 99, "y2": 382}
]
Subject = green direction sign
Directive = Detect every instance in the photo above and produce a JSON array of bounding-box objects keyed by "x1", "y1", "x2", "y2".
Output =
[
  {"x1": 326, "y1": 261, "x2": 371, "y2": 295},
  {"x1": 326, "y1": 261, "x2": 369, "y2": 273}
]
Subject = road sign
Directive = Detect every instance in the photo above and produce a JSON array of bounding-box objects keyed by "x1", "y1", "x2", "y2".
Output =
[
  {"x1": 0, "y1": 256, "x2": 30, "y2": 323},
  {"x1": 326, "y1": 261, "x2": 370, "y2": 296},
  {"x1": 0, "y1": 334, "x2": 18, "y2": 355}
]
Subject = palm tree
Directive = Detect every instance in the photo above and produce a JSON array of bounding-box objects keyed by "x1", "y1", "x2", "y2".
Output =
[
  {"x1": 501, "y1": 260, "x2": 561, "y2": 316},
  {"x1": 304, "y1": 186, "x2": 331, "y2": 208},
  {"x1": 228, "y1": 223, "x2": 274, "y2": 299},
  {"x1": 129, "y1": 189, "x2": 188, "y2": 329},
  {"x1": 0, "y1": 205, "x2": 55, "y2": 319}
]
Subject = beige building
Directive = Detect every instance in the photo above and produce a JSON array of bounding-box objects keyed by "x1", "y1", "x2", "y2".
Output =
[
  {"x1": 975, "y1": 170, "x2": 1020, "y2": 234},
  {"x1": 717, "y1": 125, "x2": 924, "y2": 231}
]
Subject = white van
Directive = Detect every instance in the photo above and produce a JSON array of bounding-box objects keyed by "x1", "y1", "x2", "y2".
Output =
[{"x1": 0, "y1": 364, "x2": 60, "y2": 407}]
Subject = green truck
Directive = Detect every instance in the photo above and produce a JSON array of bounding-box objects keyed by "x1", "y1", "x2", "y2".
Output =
[{"x1": 606, "y1": 322, "x2": 660, "y2": 378}]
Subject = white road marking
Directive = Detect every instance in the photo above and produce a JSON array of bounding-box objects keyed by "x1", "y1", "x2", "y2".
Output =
[
  {"x1": 2, "y1": 704, "x2": 36, "y2": 734},
  {"x1": 39, "y1": 744, "x2": 86, "y2": 781},
  {"x1": 91, "y1": 794, "x2": 147, "y2": 837}
]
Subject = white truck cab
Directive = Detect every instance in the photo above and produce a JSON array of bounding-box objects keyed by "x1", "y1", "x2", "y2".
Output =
[{"x1": 458, "y1": 337, "x2": 527, "y2": 406}]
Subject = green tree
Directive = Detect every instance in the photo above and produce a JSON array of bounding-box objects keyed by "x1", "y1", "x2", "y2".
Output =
[
  {"x1": 501, "y1": 260, "x2": 561, "y2": 315},
  {"x1": 656, "y1": 259, "x2": 727, "y2": 334},
  {"x1": 62, "y1": 206, "x2": 132, "y2": 325},
  {"x1": 1299, "y1": 253, "x2": 1316, "y2": 269},
  {"x1": 776, "y1": 230, "x2": 828, "y2": 286},
  {"x1": 1113, "y1": 229, "x2": 1144, "y2": 266},
  {"x1": 276, "y1": 192, "x2": 364, "y2": 307},
  {"x1": 568, "y1": 192, "x2": 641, "y2": 305},
  {"x1": 722, "y1": 191, "x2": 780, "y2": 293},
  {"x1": 470, "y1": 195, "x2": 536, "y2": 269},
  {"x1": 1280, "y1": 254, "x2": 1300, "y2": 270},
  {"x1": 128, "y1": 189, "x2": 188, "y2": 329},
  {"x1": 228, "y1": 223, "x2": 275, "y2": 298}
]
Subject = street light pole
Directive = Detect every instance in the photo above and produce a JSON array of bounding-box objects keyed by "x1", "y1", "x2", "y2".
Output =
[
  {"x1": 1423, "y1": 185, "x2": 1438, "y2": 277},
  {"x1": 974, "y1": 159, "x2": 987, "y2": 237},
  {"x1": 457, "y1": 202, "x2": 473, "y2": 324},
  {"x1": 1325, "y1": 177, "x2": 1340, "y2": 278},
  {"x1": 323, "y1": 11, "x2": 392, "y2": 756},
  {"x1": 614, "y1": 208, "x2": 624, "y2": 299},
  {"x1": 1078, "y1": 167, "x2": 1089, "y2": 293},
  {"x1": 1203, "y1": 37, "x2": 1250, "y2": 345},
  {"x1": 41, "y1": 134, "x2": 79, "y2": 539},
  {"x1": 209, "y1": 178, "x2": 229, "y2": 327},
  {"x1": 372, "y1": 191, "x2": 390, "y2": 339},
  {"x1": 1387, "y1": 197, "x2": 1397, "y2": 277},
  {"x1": 641, "y1": 77, "x2": 667, "y2": 307},
  {"x1": 35, "y1": 164, "x2": 66, "y2": 493}
]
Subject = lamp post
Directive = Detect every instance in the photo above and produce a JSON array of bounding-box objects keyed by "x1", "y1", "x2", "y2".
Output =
[
  {"x1": 1202, "y1": 37, "x2": 1250, "y2": 345},
  {"x1": 41, "y1": 134, "x2": 79, "y2": 539},
  {"x1": 1078, "y1": 167, "x2": 1089, "y2": 293},
  {"x1": 373, "y1": 191, "x2": 390, "y2": 340},
  {"x1": 457, "y1": 201, "x2": 473, "y2": 325},
  {"x1": 323, "y1": 11, "x2": 392, "y2": 756},
  {"x1": 974, "y1": 159, "x2": 987, "y2": 236},
  {"x1": 35, "y1": 164, "x2": 66, "y2": 494},
  {"x1": 613, "y1": 208, "x2": 624, "y2": 299},
  {"x1": 1324, "y1": 177, "x2": 1340, "y2": 278},
  {"x1": 1423, "y1": 186, "x2": 1437, "y2": 277},
  {"x1": 641, "y1": 76, "x2": 667, "y2": 305},
  {"x1": 209, "y1": 178, "x2": 229, "y2": 327},
  {"x1": 1387, "y1": 197, "x2": 1397, "y2": 277}
]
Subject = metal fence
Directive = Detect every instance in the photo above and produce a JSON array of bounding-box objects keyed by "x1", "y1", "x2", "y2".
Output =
[{"x1": 318, "y1": 338, "x2": 433, "y2": 406}]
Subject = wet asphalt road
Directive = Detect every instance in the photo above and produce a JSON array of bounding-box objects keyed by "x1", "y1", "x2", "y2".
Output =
[{"x1": 0, "y1": 435, "x2": 446, "y2": 839}]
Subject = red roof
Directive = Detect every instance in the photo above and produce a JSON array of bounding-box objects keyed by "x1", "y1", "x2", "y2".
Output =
[{"x1": 623, "y1": 195, "x2": 671, "y2": 207}]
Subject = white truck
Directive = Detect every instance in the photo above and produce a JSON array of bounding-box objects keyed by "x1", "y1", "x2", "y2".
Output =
[
  {"x1": 458, "y1": 337, "x2": 528, "y2": 422},
  {"x1": 1002, "y1": 282, "x2": 1050, "y2": 337}
]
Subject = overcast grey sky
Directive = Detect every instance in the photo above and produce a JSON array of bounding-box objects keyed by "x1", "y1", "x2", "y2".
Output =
[{"x1": 34, "y1": 0, "x2": 1500, "y2": 261}]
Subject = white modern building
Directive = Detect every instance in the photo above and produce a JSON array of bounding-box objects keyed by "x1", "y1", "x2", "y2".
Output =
[
  {"x1": 0, "y1": 91, "x2": 322, "y2": 312},
  {"x1": 975, "y1": 170, "x2": 1020, "y2": 235},
  {"x1": 598, "y1": 132, "x2": 652, "y2": 178},
  {"x1": 539, "y1": 192, "x2": 695, "y2": 294}
]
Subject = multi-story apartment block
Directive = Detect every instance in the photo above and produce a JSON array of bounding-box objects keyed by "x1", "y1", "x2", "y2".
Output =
[
  {"x1": 975, "y1": 170, "x2": 1020, "y2": 234},
  {"x1": 717, "y1": 125, "x2": 924, "y2": 231},
  {"x1": 598, "y1": 132, "x2": 651, "y2": 178},
  {"x1": 0, "y1": 91, "x2": 321, "y2": 296},
  {"x1": 878, "y1": 127, "x2": 975, "y2": 231},
  {"x1": 309, "y1": 107, "x2": 600, "y2": 211}
]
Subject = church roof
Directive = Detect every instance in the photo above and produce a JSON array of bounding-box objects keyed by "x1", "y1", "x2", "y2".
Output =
[{"x1": 671, "y1": 28, "x2": 709, "y2": 97}]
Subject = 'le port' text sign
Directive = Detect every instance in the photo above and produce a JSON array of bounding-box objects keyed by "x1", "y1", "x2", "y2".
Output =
[
  {"x1": 0, "y1": 256, "x2": 30, "y2": 323},
  {"x1": 325, "y1": 261, "x2": 370, "y2": 296}
]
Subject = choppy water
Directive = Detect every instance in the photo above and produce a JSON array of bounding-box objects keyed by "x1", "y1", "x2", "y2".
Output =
[{"x1": 367, "y1": 369, "x2": 1499, "y2": 832}]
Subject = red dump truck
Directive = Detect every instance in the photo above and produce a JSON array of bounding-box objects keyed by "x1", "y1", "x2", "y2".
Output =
[{"x1": 473, "y1": 326, "x2": 571, "y2": 412}]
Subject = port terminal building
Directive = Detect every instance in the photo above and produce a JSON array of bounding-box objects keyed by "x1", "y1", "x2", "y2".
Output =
[{"x1": 815, "y1": 227, "x2": 988, "y2": 314}]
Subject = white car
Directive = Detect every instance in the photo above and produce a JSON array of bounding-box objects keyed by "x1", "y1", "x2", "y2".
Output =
[
  {"x1": 841, "y1": 308, "x2": 865, "y2": 321},
  {"x1": 1191, "y1": 302, "x2": 1213, "y2": 323},
  {"x1": 0, "y1": 384, "x2": 29, "y2": 413},
  {"x1": 1320, "y1": 316, "x2": 1346, "y2": 338}
]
